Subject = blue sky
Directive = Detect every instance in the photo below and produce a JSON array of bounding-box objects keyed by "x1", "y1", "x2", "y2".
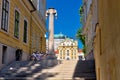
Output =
[{"x1": 46, "y1": 0, "x2": 83, "y2": 49}]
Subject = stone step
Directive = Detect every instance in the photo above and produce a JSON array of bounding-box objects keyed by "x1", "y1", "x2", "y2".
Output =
[{"x1": 0, "y1": 60, "x2": 96, "y2": 80}]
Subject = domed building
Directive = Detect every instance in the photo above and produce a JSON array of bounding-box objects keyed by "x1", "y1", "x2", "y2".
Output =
[
  {"x1": 46, "y1": 33, "x2": 78, "y2": 60},
  {"x1": 46, "y1": 33, "x2": 67, "y2": 53}
]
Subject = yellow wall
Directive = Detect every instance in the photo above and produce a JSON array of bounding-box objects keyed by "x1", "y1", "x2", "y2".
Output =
[
  {"x1": 0, "y1": 0, "x2": 31, "y2": 53},
  {"x1": 94, "y1": 0, "x2": 120, "y2": 80},
  {"x1": 30, "y1": 15, "x2": 46, "y2": 53},
  {"x1": 0, "y1": 0, "x2": 46, "y2": 56}
]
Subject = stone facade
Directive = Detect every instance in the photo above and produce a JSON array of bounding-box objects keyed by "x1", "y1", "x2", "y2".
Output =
[
  {"x1": 94, "y1": 0, "x2": 120, "y2": 80},
  {"x1": 82, "y1": 0, "x2": 94, "y2": 60},
  {"x1": 0, "y1": 0, "x2": 46, "y2": 69},
  {"x1": 82, "y1": 0, "x2": 120, "y2": 80},
  {"x1": 57, "y1": 38, "x2": 78, "y2": 60}
]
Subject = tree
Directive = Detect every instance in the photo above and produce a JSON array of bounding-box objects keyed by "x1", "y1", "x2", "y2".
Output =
[
  {"x1": 79, "y1": 6, "x2": 84, "y2": 24},
  {"x1": 79, "y1": 6, "x2": 84, "y2": 15},
  {"x1": 76, "y1": 27, "x2": 86, "y2": 53}
]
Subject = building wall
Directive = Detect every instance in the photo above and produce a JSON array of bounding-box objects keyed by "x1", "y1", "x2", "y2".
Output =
[
  {"x1": 0, "y1": 0, "x2": 31, "y2": 68},
  {"x1": 30, "y1": 0, "x2": 46, "y2": 53},
  {"x1": 83, "y1": 0, "x2": 94, "y2": 58},
  {"x1": 94, "y1": 25, "x2": 101, "y2": 80},
  {"x1": 30, "y1": 13, "x2": 46, "y2": 53},
  {"x1": 0, "y1": 0, "x2": 46, "y2": 69},
  {"x1": 58, "y1": 39, "x2": 78, "y2": 60},
  {"x1": 0, "y1": 0, "x2": 31, "y2": 52},
  {"x1": 94, "y1": 0, "x2": 120, "y2": 80}
]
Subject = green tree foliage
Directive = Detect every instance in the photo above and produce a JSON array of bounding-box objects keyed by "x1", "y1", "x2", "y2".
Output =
[
  {"x1": 76, "y1": 27, "x2": 86, "y2": 53},
  {"x1": 76, "y1": 6, "x2": 86, "y2": 53},
  {"x1": 79, "y1": 6, "x2": 84, "y2": 15},
  {"x1": 76, "y1": 27, "x2": 85, "y2": 45},
  {"x1": 79, "y1": 6, "x2": 84, "y2": 24}
]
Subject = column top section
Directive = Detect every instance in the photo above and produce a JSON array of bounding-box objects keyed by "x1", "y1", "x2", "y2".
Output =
[{"x1": 46, "y1": 8, "x2": 57, "y2": 15}]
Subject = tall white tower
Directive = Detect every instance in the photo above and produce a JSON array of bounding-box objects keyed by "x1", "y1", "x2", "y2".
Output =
[{"x1": 46, "y1": 8, "x2": 57, "y2": 54}]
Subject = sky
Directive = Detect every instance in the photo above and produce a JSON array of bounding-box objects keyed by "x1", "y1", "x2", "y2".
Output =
[{"x1": 46, "y1": 0, "x2": 83, "y2": 49}]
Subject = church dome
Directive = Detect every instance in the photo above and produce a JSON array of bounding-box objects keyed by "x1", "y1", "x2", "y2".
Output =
[{"x1": 54, "y1": 33, "x2": 66, "y2": 39}]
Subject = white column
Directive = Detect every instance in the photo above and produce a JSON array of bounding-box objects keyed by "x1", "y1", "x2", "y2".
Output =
[
  {"x1": 46, "y1": 8, "x2": 57, "y2": 54},
  {"x1": 48, "y1": 13, "x2": 54, "y2": 54}
]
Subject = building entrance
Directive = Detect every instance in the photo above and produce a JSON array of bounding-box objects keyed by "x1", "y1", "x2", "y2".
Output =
[
  {"x1": 2, "y1": 45, "x2": 7, "y2": 64},
  {"x1": 15, "y1": 49, "x2": 22, "y2": 61}
]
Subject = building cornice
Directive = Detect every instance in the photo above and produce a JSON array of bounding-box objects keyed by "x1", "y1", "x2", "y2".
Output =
[
  {"x1": 22, "y1": 0, "x2": 36, "y2": 12},
  {"x1": 28, "y1": 0, "x2": 36, "y2": 12}
]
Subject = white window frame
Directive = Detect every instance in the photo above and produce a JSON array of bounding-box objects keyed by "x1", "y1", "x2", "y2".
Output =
[
  {"x1": 14, "y1": 8, "x2": 21, "y2": 39},
  {"x1": 0, "y1": 0, "x2": 10, "y2": 33},
  {"x1": 23, "y1": 18, "x2": 28, "y2": 44}
]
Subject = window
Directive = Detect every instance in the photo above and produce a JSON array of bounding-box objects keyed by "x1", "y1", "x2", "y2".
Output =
[
  {"x1": 14, "y1": 10, "x2": 20, "y2": 38},
  {"x1": 60, "y1": 50, "x2": 62, "y2": 53},
  {"x1": 74, "y1": 52, "x2": 76, "y2": 55},
  {"x1": 74, "y1": 50, "x2": 76, "y2": 55},
  {"x1": 23, "y1": 20, "x2": 28, "y2": 43},
  {"x1": 67, "y1": 50, "x2": 69, "y2": 56},
  {"x1": 60, "y1": 52, "x2": 62, "y2": 56},
  {"x1": 67, "y1": 50, "x2": 69, "y2": 52},
  {"x1": 1, "y1": 0, "x2": 9, "y2": 31},
  {"x1": 60, "y1": 57, "x2": 62, "y2": 59}
]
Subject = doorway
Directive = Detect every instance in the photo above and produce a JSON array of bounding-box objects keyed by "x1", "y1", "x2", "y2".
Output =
[
  {"x1": 15, "y1": 49, "x2": 22, "y2": 61},
  {"x1": 67, "y1": 57, "x2": 70, "y2": 60},
  {"x1": 2, "y1": 45, "x2": 7, "y2": 64}
]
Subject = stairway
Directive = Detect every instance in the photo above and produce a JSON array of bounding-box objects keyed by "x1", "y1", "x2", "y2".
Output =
[
  {"x1": 73, "y1": 60, "x2": 96, "y2": 80},
  {"x1": 42, "y1": 60, "x2": 78, "y2": 80},
  {"x1": 0, "y1": 61, "x2": 42, "y2": 77},
  {"x1": 0, "y1": 60, "x2": 96, "y2": 80}
]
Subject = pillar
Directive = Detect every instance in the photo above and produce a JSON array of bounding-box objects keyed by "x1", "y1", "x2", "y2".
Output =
[{"x1": 46, "y1": 8, "x2": 57, "y2": 54}]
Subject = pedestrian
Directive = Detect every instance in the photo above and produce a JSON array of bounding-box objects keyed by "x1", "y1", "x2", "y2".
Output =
[{"x1": 31, "y1": 51, "x2": 37, "y2": 61}]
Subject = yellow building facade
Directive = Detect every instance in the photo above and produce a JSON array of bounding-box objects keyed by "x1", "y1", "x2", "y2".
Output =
[
  {"x1": 94, "y1": 0, "x2": 120, "y2": 80},
  {"x1": 0, "y1": 0, "x2": 46, "y2": 69},
  {"x1": 57, "y1": 39, "x2": 78, "y2": 60},
  {"x1": 93, "y1": 0, "x2": 120, "y2": 80},
  {"x1": 81, "y1": 0, "x2": 120, "y2": 80}
]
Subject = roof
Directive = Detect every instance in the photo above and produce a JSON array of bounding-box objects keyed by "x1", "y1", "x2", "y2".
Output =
[{"x1": 54, "y1": 33, "x2": 67, "y2": 39}]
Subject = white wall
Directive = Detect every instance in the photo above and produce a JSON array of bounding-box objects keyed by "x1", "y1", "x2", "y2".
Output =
[{"x1": 0, "y1": 43, "x2": 29, "y2": 69}]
